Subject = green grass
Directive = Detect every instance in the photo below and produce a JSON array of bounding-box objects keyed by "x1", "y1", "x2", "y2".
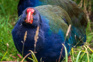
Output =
[
  {"x1": 0, "y1": 0, "x2": 20, "y2": 61},
  {"x1": 0, "y1": 0, "x2": 93, "y2": 62},
  {"x1": 0, "y1": 15, "x2": 19, "y2": 61},
  {"x1": 0, "y1": 0, "x2": 18, "y2": 16}
]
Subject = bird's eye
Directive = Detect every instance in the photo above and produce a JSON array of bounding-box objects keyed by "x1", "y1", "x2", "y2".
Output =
[
  {"x1": 33, "y1": 12, "x2": 36, "y2": 15},
  {"x1": 24, "y1": 18, "x2": 26, "y2": 20},
  {"x1": 26, "y1": 11, "x2": 27, "y2": 14}
]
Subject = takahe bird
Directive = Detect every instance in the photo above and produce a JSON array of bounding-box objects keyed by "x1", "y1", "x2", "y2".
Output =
[{"x1": 12, "y1": 0, "x2": 87, "y2": 62}]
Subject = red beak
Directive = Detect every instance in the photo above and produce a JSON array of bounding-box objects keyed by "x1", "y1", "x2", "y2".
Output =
[{"x1": 25, "y1": 8, "x2": 35, "y2": 24}]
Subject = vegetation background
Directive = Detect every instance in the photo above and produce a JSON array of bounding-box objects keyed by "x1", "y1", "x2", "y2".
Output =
[{"x1": 0, "y1": 0, "x2": 93, "y2": 62}]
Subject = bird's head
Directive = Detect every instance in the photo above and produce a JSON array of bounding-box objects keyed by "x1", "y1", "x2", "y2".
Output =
[{"x1": 21, "y1": 7, "x2": 41, "y2": 27}]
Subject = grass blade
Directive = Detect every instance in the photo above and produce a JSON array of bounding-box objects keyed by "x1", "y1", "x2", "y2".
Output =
[
  {"x1": 29, "y1": 50, "x2": 38, "y2": 62},
  {"x1": 62, "y1": 44, "x2": 68, "y2": 62},
  {"x1": 1, "y1": 51, "x2": 7, "y2": 61},
  {"x1": 76, "y1": 51, "x2": 81, "y2": 62}
]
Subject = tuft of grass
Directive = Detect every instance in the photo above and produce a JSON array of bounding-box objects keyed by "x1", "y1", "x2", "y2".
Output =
[
  {"x1": 0, "y1": 0, "x2": 19, "y2": 16},
  {"x1": 0, "y1": 15, "x2": 19, "y2": 61},
  {"x1": 29, "y1": 50, "x2": 38, "y2": 62},
  {"x1": 0, "y1": 0, "x2": 19, "y2": 61},
  {"x1": 21, "y1": 50, "x2": 38, "y2": 62}
]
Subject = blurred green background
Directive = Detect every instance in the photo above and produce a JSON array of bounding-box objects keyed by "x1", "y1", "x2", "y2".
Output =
[{"x1": 0, "y1": 0, "x2": 93, "y2": 61}]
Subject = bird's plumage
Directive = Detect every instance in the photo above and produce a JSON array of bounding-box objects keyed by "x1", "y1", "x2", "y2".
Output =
[{"x1": 12, "y1": 0, "x2": 87, "y2": 62}]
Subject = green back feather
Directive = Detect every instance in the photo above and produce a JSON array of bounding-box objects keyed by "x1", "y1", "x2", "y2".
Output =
[
  {"x1": 36, "y1": 5, "x2": 71, "y2": 33},
  {"x1": 38, "y1": 0, "x2": 87, "y2": 41},
  {"x1": 39, "y1": 0, "x2": 87, "y2": 28}
]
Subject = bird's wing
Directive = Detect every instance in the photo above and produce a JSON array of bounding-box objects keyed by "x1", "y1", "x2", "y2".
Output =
[
  {"x1": 35, "y1": 5, "x2": 87, "y2": 47},
  {"x1": 36, "y1": 5, "x2": 70, "y2": 34}
]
